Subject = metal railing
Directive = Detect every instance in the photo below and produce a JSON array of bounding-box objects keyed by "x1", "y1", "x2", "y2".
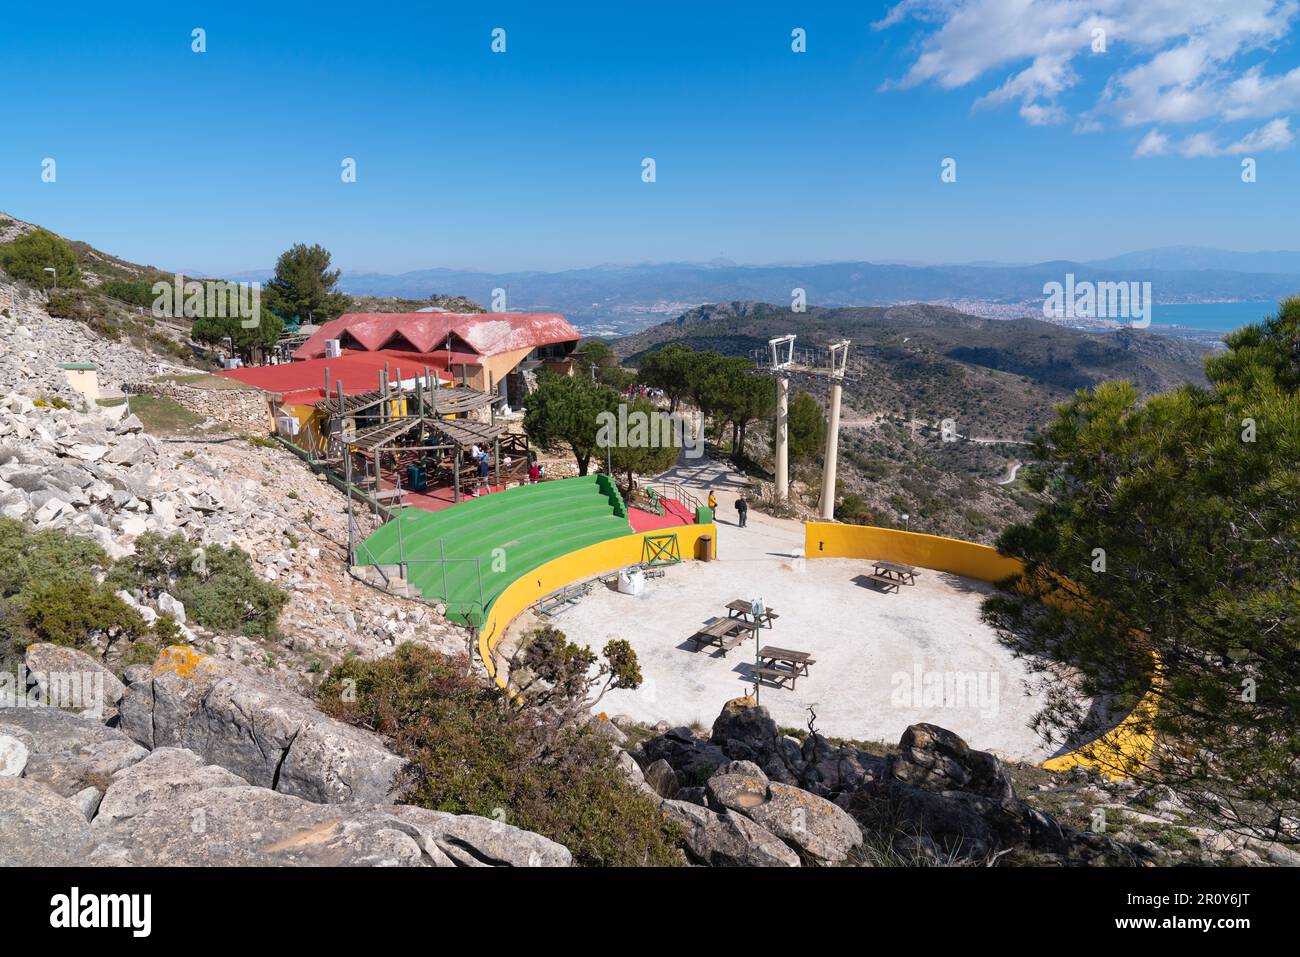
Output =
[
  {"x1": 352, "y1": 515, "x2": 487, "y2": 622},
  {"x1": 641, "y1": 481, "x2": 703, "y2": 517}
]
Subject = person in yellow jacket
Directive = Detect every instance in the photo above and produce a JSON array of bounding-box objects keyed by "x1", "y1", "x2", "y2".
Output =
[{"x1": 707, "y1": 490, "x2": 717, "y2": 511}]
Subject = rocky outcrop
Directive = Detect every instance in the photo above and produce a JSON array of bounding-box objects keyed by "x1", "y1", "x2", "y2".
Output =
[
  {"x1": 0, "y1": 704, "x2": 148, "y2": 798},
  {"x1": 23, "y1": 643, "x2": 126, "y2": 719},
  {"x1": 0, "y1": 776, "x2": 99, "y2": 866},
  {"x1": 0, "y1": 386, "x2": 465, "y2": 668},
  {"x1": 0, "y1": 704, "x2": 570, "y2": 867},
  {"x1": 661, "y1": 798, "x2": 801, "y2": 867},
  {"x1": 119, "y1": 648, "x2": 406, "y2": 804},
  {"x1": 636, "y1": 701, "x2": 1165, "y2": 867},
  {"x1": 642, "y1": 725, "x2": 728, "y2": 785},
  {"x1": 861, "y1": 722, "x2": 1156, "y2": 865}
]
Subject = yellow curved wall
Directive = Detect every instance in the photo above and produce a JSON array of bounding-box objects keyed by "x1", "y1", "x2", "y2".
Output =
[
  {"x1": 803, "y1": 521, "x2": 1157, "y2": 781},
  {"x1": 804, "y1": 521, "x2": 1024, "y2": 582},
  {"x1": 477, "y1": 524, "x2": 717, "y2": 688}
]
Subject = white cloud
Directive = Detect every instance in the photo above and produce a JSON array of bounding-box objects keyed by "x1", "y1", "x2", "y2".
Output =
[
  {"x1": 1134, "y1": 128, "x2": 1171, "y2": 156},
  {"x1": 1133, "y1": 118, "x2": 1294, "y2": 157},
  {"x1": 879, "y1": 0, "x2": 1300, "y2": 156}
]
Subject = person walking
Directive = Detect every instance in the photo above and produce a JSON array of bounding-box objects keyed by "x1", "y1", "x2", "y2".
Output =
[
  {"x1": 736, "y1": 496, "x2": 748, "y2": 527},
  {"x1": 476, "y1": 454, "x2": 491, "y2": 496},
  {"x1": 707, "y1": 490, "x2": 717, "y2": 512},
  {"x1": 528, "y1": 460, "x2": 540, "y2": 484}
]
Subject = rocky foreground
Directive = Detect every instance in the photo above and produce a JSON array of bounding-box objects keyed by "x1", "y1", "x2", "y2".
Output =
[
  {"x1": 0, "y1": 389, "x2": 466, "y2": 672},
  {"x1": 0, "y1": 644, "x2": 568, "y2": 866},
  {"x1": 8, "y1": 638, "x2": 1267, "y2": 868}
]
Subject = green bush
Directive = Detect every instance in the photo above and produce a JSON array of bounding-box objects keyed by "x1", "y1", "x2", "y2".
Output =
[
  {"x1": 17, "y1": 577, "x2": 146, "y2": 648},
  {"x1": 318, "y1": 644, "x2": 681, "y2": 866},
  {"x1": 100, "y1": 279, "x2": 158, "y2": 308},
  {"x1": 45, "y1": 290, "x2": 93, "y2": 320},
  {"x1": 109, "y1": 531, "x2": 286, "y2": 638},
  {"x1": 0, "y1": 228, "x2": 80, "y2": 288}
]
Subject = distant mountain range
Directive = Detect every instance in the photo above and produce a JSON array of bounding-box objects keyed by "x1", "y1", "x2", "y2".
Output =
[
  {"x1": 604, "y1": 300, "x2": 1214, "y2": 543},
  {"x1": 224, "y1": 246, "x2": 1300, "y2": 333}
]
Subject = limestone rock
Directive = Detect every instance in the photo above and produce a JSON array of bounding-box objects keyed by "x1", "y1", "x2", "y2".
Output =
[
  {"x1": 386, "y1": 805, "x2": 573, "y2": 867},
  {"x1": 890, "y1": 723, "x2": 1015, "y2": 801},
  {"x1": 73, "y1": 785, "x2": 104, "y2": 821},
  {"x1": 0, "y1": 734, "x2": 28, "y2": 777},
  {"x1": 0, "y1": 776, "x2": 99, "y2": 866},
  {"x1": 95, "y1": 747, "x2": 249, "y2": 824},
  {"x1": 24, "y1": 642, "x2": 126, "y2": 712},
  {"x1": 661, "y1": 798, "x2": 800, "y2": 867},
  {"x1": 119, "y1": 649, "x2": 404, "y2": 804},
  {"x1": 643, "y1": 758, "x2": 680, "y2": 799},
  {"x1": 746, "y1": 782, "x2": 864, "y2": 864},
  {"x1": 0, "y1": 706, "x2": 148, "y2": 797},
  {"x1": 706, "y1": 763, "x2": 769, "y2": 814},
  {"x1": 710, "y1": 697, "x2": 781, "y2": 763}
]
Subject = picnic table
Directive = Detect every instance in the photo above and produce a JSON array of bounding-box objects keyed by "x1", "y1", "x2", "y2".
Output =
[
  {"x1": 756, "y1": 645, "x2": 816, "y2": 689},
  {"x1": 725, "y1": 599, "x2": 780, "y2": 628},
  {"x1": 871, "y1": 560, "x2": 920, "y2": 592},
  {"x1": 689, "y1": 617, "x2": 749, "y2": 655}
]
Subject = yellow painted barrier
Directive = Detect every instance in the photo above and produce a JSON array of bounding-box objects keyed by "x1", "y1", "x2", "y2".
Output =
[
  {"x1": 803, "y1": 521, "x2": 1157, "y2": 780},
  {"x1": 804, "y1": 521, "x2": 1023, "y2": 583},
  {"x1": 477, "y1": 524, "x2": 717, "y2": 689}
]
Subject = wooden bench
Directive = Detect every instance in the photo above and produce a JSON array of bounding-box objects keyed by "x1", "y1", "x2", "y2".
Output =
[
  {"x1": 689, "y1": 617, "x2": 749, "y2": 655},
  {"x1": 870, "y1": 573, "x2": 901, "y2": 592},
  {"x1": 725, "y1": 599, "x2": 779, "y2": 628},
  {"x1": 871, "y1": 560, "x2": 919, "y2": 591},
  {"x1": 756, "y1": 645, "x2": 816, "y2": 689},
  {"x1": 756, "y1": 664, "x2": 803, "y2": 690}
]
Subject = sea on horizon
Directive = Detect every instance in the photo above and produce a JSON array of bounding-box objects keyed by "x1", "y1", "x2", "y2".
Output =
[{"x1": 1151, "y1": 301, "x2": 1277, "y2": 333}]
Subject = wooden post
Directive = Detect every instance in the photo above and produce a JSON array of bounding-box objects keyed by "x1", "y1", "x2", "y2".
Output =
[{"x1": 494, "y1": 436, "x2": 501, "y2": 490}]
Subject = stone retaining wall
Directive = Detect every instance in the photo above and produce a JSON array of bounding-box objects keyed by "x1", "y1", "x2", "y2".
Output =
[{"x1": 126, "y1": 380, "x2": 268, "y2": 431}]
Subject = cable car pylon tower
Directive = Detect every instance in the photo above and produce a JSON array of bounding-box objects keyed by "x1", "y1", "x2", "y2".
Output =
[
  {"x1": 758, "y1": 335, "x2": 851, "y2": 514},
  {"x1": 818, "y1": 340, "x2": 850, "y2": 520},
  {"x1": 767, "y1": 335, "x2": 796, "y2": 502}
]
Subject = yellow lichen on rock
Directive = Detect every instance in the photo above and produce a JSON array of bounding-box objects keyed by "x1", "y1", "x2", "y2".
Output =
[{"x1": 153, "y1": 644, "x2": 216, "y2": 680}]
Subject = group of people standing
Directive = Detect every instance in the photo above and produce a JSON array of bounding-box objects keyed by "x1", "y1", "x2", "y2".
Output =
[{"x1": 706, "y1": 489, "x2": 748, "y2": 527}]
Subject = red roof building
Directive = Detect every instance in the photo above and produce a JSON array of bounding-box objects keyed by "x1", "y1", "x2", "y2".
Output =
[
  {"x1": 288, "y1": 311, "x2": 580, "y2": 409},
  {"x1": 215, "y1": 350, "x2": 453, "y2": 407}
]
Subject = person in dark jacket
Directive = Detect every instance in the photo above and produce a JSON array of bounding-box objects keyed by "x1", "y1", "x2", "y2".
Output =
[{"x1": 736, "y1": 496, "x2": 748, "y2": 527}]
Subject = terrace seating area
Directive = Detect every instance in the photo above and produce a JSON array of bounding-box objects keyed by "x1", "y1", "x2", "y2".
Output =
[{"x1": 354, "y1": 474, "x2": 632, "y2": 625}]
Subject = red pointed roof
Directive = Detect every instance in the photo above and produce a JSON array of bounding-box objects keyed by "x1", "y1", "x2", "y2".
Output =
[
  {"x1": 215, "y1": 350, "x2": 453, "y2": 404},
  {"x1": 292, "y1": 312, "x2": 579, "y2": 361}
]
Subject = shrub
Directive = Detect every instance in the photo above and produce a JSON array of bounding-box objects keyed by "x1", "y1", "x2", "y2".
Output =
[
  {"x1": 100, "y1": 279, "x2": 158, "y2": 308},
  {"x1": 0, "y1": 228, "x2": 79, "y2": 288},
  {"x1": 45, "y1": 290, "x2": 92, "y2": 320},
  {"x1": 124, "y1": 639, "x2": 160, "y2": 667},
  {"x1": 17, "y1": 577, "x2": 146, "y2": 649},
  {"x1": 318, "y1": 643, "x2": 681, "y2": 866},
  {"x1": 109, "y1": 531, "x2": 286, "y2": 638}
]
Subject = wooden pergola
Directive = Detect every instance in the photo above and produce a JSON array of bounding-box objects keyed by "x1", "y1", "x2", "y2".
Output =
[{"x1": 319, "y1": 364, "x2": 529, "y2": 510}]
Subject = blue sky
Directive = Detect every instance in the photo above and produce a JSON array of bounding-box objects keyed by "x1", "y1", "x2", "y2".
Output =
[{"x1": 2, "y1": 0, "x2": 1299, "y2": 274}]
